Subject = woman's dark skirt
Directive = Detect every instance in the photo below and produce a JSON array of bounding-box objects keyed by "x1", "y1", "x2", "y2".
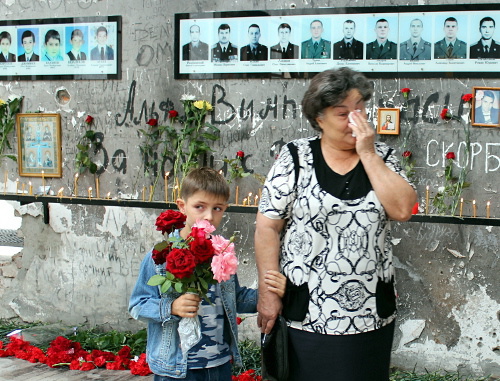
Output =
[{"x1": 287, "y1": 321, "x2": 395, "y2": 381}]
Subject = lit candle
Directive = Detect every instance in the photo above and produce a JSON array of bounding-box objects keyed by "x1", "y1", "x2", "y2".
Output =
[
  {"x1": 3, "y1": 170, "x2": 7, "y2": 195},
  {"x1": 164, "y1": 172, "x2": 169, "y2": 203},
  {"x1": 74, "y1": 173, "x2": 79, "y2": 197},
  {"x1": 425, "y1": 186, "x2": 430, "y2": 215},
  {"x1": 41, "y1": 171, "x2": 45, "y2": 195},
  {"x1": 242, "y1": 197, "x2": 247, "y2": 206},
  {"x1": 88, "y1": 187, "x2": 93, "y2": 199},
  {"x1": 15, "y1": 178, "x2": 19, "y2": 194},
  {"x1": 486, "y1": 201, "x2": 490, "y2": 219},
  {"x1": 472, "y1": 200, "x2": 476, "y2": 218},
  {"x1": 21, "y1": 183, "x2": 25, "y2": 194},
  {"x1": 95, "y1": 177, "x2": 100, "y2": 199},
  {"x1": 248, "y1": 192, "x2": 252, "y2": 203},
  {"x1": 235, "y1": 186, "x2": 239, "y2": 205},
  {"x1": 174, "y1": 185, "x2": 179, "y2": 200},
  {"x1": 254, "y1": 195, "x2": 259, "y2": 206},
  {"x1": 142, "y1": 186, "x2": 146, "y2": 201},
  {"x1": 106, "y1": 192, "x2": 111, "y2": 200},
  {"x1": 459, "y1": 198, "x2": 463, "y2": 217},
  {"x1": 57, "y1": 187, "x2": 64, "y2": 198},
  {"x1": 29, "y1": 181, "x2": 33, "y2": 196}
]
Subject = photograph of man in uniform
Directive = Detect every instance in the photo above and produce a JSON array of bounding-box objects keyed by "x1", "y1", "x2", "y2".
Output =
[
  {"x1": 240, "y1": 24, "x2": 268, "y2": 61},
  {"x1": 0, "y1": 31, "x2": 16, "y2": 62},
  {"x1": 333, "y1": 20, "x2": 363, "y2": 60},
  {"x1": 182, "y1": 24, "x2": 209, "y2": 61},
  {"x1": 270, "y1": 23, "x2": 299, "y2": 59},
  {"x1": 18, "y1": 30, "x2": 39, "y2": 62},
  {"x1": 399, "y1": 18, "x2": 431, "y2": 60},
  {"x1": 211, "y1": 24, "x2": 238, "y2": 62},
  {"x1": 366, "y1": 19, "x2": 397, "y2": 60},
  {"x1": 434, "y1": 17, "x2": 467, "y2": 59},
  {"x1": 90, "y1": 26, "x2": 114, "y2": 60},
  {"x1": 67, "y1": 29, "x2": 87, "y2": 61},
  {"x1": 301, "y1": 20, "x2": 331, "y2": 59},
  {"x1": 470, "y1": 17, "x2": 500, "y2": 59},
  {"x1": 474, "y1": 90, "x2": 499, "y2": 125}
]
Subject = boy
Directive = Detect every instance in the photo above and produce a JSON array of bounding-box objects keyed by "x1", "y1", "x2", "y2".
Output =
[
  {"x1": 42, "y1": 29, "x2": 63, "y2": 61},
  {"x1": 67, "y1": 29, "x2": 87, "y2": 61},
  {"x1": 90, "y1": 26, "x2": 114, "y2": 60},
  {"x1": 0, "y1": 31, "x2": 16, "y2": 62},
  {"x1": 18, "y1": 30, "x2": 39, "y2": 62},
  {"x1": 129, "y1": 167, "x2": 285, "y2": 380}
]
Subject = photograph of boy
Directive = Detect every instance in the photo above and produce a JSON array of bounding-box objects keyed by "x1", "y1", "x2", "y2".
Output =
[
  {"x1": 90, "y1": 26, "x2": 114, "y2": 60},
  {"x1": 366, "y1": 18, "x2": 397, "y2": 60},
  {"x1": 434, "y1": 17, "x2": 467, "y2": 59},
  {"x1": 0, "y1": 31, "x2": 16, "y2": 62},
  {"x1": 474, "y1": 90, "x2": 499, "y2": 125},
  {"x1": 129, "y1": 167, "x2": 285, "y2": 380},
  {"x1": 182, "y1": 24, "x2": 209, "y2": 61},
  {"x1": 333, "y1": 20, "x2": 364, "y2": 60},
  {"x1": 67, "y1": 29, "x2": 87, "y2": 61},
  {"x1": 42, "y1": 29, "x2": 63, "y2": 61},
  {"x1": 301, "y1": 19, "x2": 331, "y2": 59},
  {"x1": 470, "y1": 17, "x2": 500, "y2": 59},
  {"x1": 18, "y1": 30, "x2": 39, "y2": 62},
  {"x1": 240, "y1": 24, "x2": 268, "y2": 61},
  {"x1": 270, "y1": 23, "x2": 299, "y2": 59}
]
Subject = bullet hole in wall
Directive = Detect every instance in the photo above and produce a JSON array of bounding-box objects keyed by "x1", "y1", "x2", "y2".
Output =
[{"x1": 55, "y1": 88, "x2": 71, "y2": 106}]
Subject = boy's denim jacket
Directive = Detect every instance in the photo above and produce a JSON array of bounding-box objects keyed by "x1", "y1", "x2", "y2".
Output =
[{"x1": 128, "y1": 237, "x2": 257, "y2": 378}]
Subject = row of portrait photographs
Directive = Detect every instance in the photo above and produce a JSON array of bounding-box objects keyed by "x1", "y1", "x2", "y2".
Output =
[
  {"x1": 0, "y1": 23, "x2": 116, "y2": 63},
  {"x1": 179, "y1": 11, "x2": 500, "y2": 62}
]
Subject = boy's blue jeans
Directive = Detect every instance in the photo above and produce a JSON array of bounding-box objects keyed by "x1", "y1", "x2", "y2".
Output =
[{"x1": 153, "y1": 361, "x2": 232, "y2": 381}]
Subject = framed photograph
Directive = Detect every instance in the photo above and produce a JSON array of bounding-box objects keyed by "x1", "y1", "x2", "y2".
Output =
[
  {"x1": 377, "y1": 108, "x2": 400, "y2": 135},
  {"x1": 471, "y1": 87, "x2": 500, "y2": 127},
  {"x1": 16, "y1": 113, "x2": 62, "y2": 177}
]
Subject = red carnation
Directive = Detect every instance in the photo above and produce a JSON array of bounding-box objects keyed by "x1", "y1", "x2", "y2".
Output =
[
  {"x1": 401, "y1": 88, "x2": 411, "y2": 98},
  {"x1": 462, "y1": 93, "x2": 473, "y2": 102},
  {"x1": 85, "y1": 115, "x2": 94, "y2": 125},
  {"x1": 402, "y1": 151, "x2": 412, "y2": 158},
  {"x1": 189, "y1": 235, "x2": 215, "y2": 264},
  {"x1": 168, "y1": 110, "x2": 179, "y2": 118},
  {"x1": 412, "y1": 202, "x2": 419, "y2": 215},
  {"x1": 146, "y1": 118, "x2": 158, "y2": 126},
  {"x1": 440, "y1": 108, "x2": 452, "y2": 120},
  {"x1": 166, "y1": 248, "x2": 197, "y2": 278},
  {"x1": 446, "y1": 152, "x2": 456, "y2": 160},
  {"x1": 155, "y1": 210, "x2": 186, "y2": 234},
  {"x1": 236, "y1": 317, "x2": 243, "y2": 325},
  {"x1": 236, "y1": 150, "x2": 244, "y2": 158},
  {"x1": 129, "y1": 353, "x2": 152, "y2": 376}
]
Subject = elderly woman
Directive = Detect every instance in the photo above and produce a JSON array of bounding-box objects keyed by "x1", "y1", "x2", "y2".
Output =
[{"x1": 255, "y1": 67, "x2": 417, "y2": 381}]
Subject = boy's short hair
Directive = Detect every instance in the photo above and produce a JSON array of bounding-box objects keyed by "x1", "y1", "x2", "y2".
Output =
[
  {"x1": 181, "y1": 167, "x2": 230, "y2": 201},
  {"x1": 44, "y1": 29, "x2": 60, "y2": 44}
]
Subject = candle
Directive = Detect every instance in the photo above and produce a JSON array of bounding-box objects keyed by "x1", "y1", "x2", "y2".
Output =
[
  {"x1": 164, "y1": 172, "x2": 169, "y2": 203},
  {"x1": 74, "y1": 173, "x2": 79, "y2": 197},
  {"x1": 106, "y1": 192, "x2": 111, "y2": 200},
  {"x1": 459, "y1": 198, "x2": 463, "y2": 217},
  {"x1": 175, "y1": 178, "x2": 180, "y2": 196},
  {"x1": 259, "y1": 188, "x2": 262, "y2": 200},
  {"x1": 41, "y1": 171, "x2": 45, "y2": 195},
  {"x1": 142, "y1": 186, "x2": 146, "y2": 201},
  {"x1": 425, "y1": 186, "x2": 430, "y2": 215},
  {"x1": 174, "y1": 185, "x2": 179, "y2": 200},
  {"x1": 3, "y1": 170, "x2": 7, "y2": 195},
  {"x1": 29, "y1": 181, "x2": 33, "y2": 196},
  {"x1": 248, "y1": 192, "x2": 252, "y2": 203},
  {"x1": 57, "y1": 187, "x2": 64, "y2": 198},
  {"x1": 21, "y1": 183, "x2": 25, "y2": 194},
  {"x1": 486, "y1": 201, "x2": 490, "y2": 218},
  {"x1": 472, "y1": 200, "x2": 476, "y2": 218},
  {"x1": 15, "y1": 178, "x2": 19, "y2": 194},
  {"x1": 254, "y1": 195, "x2": 259, "y2": 206},
  {"x1": 95, "y1": 177, "x2": 100, "y2": 199},
  {"x1": 242, "y1": 197, "x2": 247, "y2": 206},
  {"x1": 88, "y1": 187, "x2": 93, "y2": 199},
  {"x1": 235, "y1": 186, "x2": 239, "y2": 205},
  {"x1": 149, "y1": 185, "x2": 153, "y2": 202}
]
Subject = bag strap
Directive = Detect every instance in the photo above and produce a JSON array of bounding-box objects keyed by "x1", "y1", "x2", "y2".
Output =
[{"x1": 286, "y1": 142, "x2": 300, "y2": 187}]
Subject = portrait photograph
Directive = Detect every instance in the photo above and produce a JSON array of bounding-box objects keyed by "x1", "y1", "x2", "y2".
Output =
[
  {"x1": 471, "y1": 86, "x2": 500, "y2": 127},
  {"x1": 16, "y1": 113, "x2": 62, "y2": 177},
  {"x1": 377, "y1": 108, "x2": 400, "y2": 135},
  {"x1": 17, "y1": 28, "x2": 40, "y2": 62}
]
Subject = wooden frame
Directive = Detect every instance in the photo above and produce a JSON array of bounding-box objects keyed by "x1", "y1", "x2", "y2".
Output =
[
  {"x1": 16, "y1": 113, "x2": 62, "y2": 177},
  {"x1": 377, "y1": 108, "x2": 400, "y2": 135},
  {"x1": 471, "y1": 87, "x2": 500, "y2": 127}
]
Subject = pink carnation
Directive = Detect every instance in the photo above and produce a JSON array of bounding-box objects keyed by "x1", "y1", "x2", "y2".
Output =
[
  {"x1": 193, "y1": 219, "x2": 216, "y2": 235},
  {"x1": 211, "y1": 235, "x2": 233, "y2": 255},
  {"x1": 211, "y1": 252, "x2": 238, "y2": 282}
]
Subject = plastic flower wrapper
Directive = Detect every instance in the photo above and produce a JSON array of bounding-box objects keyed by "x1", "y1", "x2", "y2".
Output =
[{"x1": 147, "y1": 210, "x2": 238, "y2": 357}]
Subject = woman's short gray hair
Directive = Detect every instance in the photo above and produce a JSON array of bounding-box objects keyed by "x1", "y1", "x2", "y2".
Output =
[{"x1": 301, "y1": 67, "x2": 373, "y2": 132}]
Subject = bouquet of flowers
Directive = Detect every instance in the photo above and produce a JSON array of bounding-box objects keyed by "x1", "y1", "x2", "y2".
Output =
[{"x1": 147, "y1": 209, "x2": 238, "y2": 355}]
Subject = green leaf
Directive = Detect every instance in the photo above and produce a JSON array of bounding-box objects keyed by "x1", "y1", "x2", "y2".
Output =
[
  {"x1": 160, "y1": 280, "x2": 172, "y2": 293},
  {"x1": 174, "y1": 282, "x2": 184, "y2": 293},
  {"x1": 147, "y1": 275, "x2": 166, "y2": 286}
]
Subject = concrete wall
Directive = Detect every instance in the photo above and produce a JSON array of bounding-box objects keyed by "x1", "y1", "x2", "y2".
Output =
[{"x1": 0, "y1": 0, "x2": 498, "y2": 377}]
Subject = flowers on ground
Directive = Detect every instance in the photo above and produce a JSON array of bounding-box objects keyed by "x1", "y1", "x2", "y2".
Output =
[{"x1": 147, "y1": 210, "x2": 238, "y2": 299}]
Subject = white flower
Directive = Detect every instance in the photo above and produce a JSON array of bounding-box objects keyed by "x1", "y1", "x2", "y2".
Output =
[
  {"x1": 7, "y1": 94, "x2": 20, "y2": 102},
  {"x1": 180, "y1": 94, "x2": 196, "y2": 101},
  {"x1": 438, "y1": 186, "x2": 445, "y2": 193}
]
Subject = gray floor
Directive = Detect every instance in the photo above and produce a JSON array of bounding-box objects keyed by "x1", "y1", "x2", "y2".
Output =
[{"x1": 0, "y1": 357, "x2": 154, "y2": 380}]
